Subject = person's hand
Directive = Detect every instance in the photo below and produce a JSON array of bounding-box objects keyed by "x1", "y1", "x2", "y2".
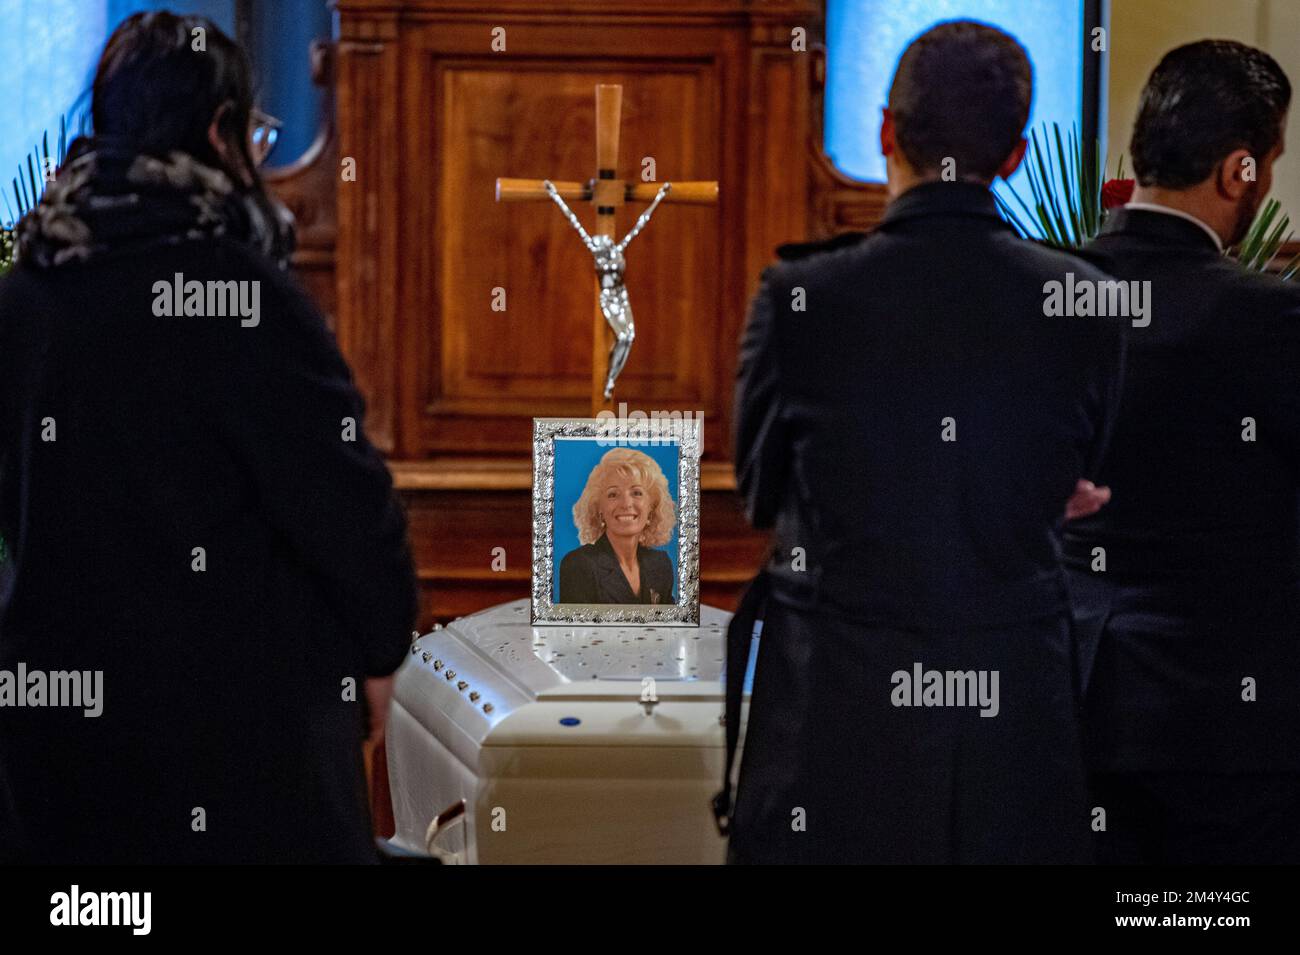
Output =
[
  {"x1": 1065, "y1": 479, "x2": 1111, "y2": 521},
  {"x1": 363, "y1": 675, "x2": 395, "y2": 746}
]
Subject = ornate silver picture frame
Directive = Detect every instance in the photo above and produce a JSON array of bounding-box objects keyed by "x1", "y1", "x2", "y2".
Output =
[{"x1": 531, "y1": 416, "x2": 701, "y2": 625}]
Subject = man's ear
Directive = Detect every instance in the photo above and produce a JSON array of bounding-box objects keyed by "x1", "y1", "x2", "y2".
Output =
[
  {"x1": 1215, "y1": 147, "x2": 1254, "y2": 200},
  {"x1": 880, "y1": 107, "x2": 895, "y2": 158},
  {"x1": 996, "y1": 137, "x2": 1029, "y2": 181}
]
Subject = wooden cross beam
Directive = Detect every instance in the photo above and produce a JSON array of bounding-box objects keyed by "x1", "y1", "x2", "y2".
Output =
[{"x1": 495, "y1": 84, "x2": 719, "y2": 414}]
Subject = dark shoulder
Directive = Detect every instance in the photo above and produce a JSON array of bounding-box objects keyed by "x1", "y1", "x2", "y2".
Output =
[
  {"x1": 0, "y1": 264, "x2": 49, "y2": 324},
  {"x1": 640, "y1": 547, "x2": 675, "y2": 589},
  {"x1": 210, "y1": 236, "x2": 303, "y2": 291},
  {"x1": 756, "y1": 230, "x2": 876, "y2": 306},
  {"x1": 1044, "y1": 241, "x2": 1113, "y2": 274},
  {"x1": 1091, "y1": 230, "x2": 1300, "y2": 335},
  {"x1": 774, "y1": 230, "x2": 870, "y2": 263},
  {"x1": 1210, "y1": 262, "x2": 1300, "y2": 341},
  {"x1": 996, "y1": 234, "x2": 1115, "y2": 284},
  {"x1": 0, "y1": 256, "x2": 100, "y2": 306},
  {"x1": 205, "y1": 237, "x2": 326, "y2": 328},
  {"x1": 641, "y1": 546, "x2": 673, "y2": 570},
  {"x1": 173, "y1": 237, "x2": 346, "y2": 378},
  {"x1": 996, "y1": 236, "x2": 1126, "y2": 338},
  {"x1": 560, "y1": 543, "x2": 601, "y2": 571},
  {"x1": 1214, "y1": 258, "x2": 1300, "y2": 305}
]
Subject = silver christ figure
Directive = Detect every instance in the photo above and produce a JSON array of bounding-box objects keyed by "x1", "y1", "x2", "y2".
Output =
[{"x1": 543, "y1": 179, "x2": 673, "y2": 399}]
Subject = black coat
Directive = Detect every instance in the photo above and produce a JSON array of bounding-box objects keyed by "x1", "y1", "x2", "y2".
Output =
[
  {"x1": 0, "y1": 236, "x2": 417, "y2": 863},
  {"x1": 730, "y1": 182, "x2": 1126, "y2": 862},
  {"x1": 558, "y1": 534, "x2": 675, "y2": 604},
  {"x1": 1063, "y1": 209, "x2": 1300, "y2": 773}
]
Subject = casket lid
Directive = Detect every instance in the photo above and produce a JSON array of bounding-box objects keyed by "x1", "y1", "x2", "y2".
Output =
[{"x1": 441, "y1": 599, "x2": 732, "y2": 699}]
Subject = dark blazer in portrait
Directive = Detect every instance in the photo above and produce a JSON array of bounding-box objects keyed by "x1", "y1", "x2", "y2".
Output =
[
  {"x1": 1064, "y1": 209, "x2": 1300, "y2": 780},
  {"x1": 558, "y1": 533, "x2": 675, "y2": 604},
  {"x1": 729, "y1": 181, "x2": 1127, "y2": 864}
]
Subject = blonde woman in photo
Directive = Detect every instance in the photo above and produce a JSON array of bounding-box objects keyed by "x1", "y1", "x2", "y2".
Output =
[{"x1": 559, "y1": 448, "x2": 676, "y2": 604}]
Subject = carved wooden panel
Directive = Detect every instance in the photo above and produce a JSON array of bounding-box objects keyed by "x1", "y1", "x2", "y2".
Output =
[
  {"x1": 398, "y1": 20, "x2": 745, "y2": 459},
  {"x1": 421, "y1": 62, "x2": 722, "y2": 441},
  {"x1": 808, "y1": 139, "x2": 889, "y2": 237},
  {"x1": 266, "y1": 41, "x2": 340, "y2": 333},
  {"x1": 334, "y1": 13, "x2": 402, "y2": 454}
]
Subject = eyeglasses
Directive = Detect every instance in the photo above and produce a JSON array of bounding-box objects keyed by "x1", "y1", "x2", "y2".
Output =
[{"x1": 250, "y1": 108, "x2": 282, "y2": 167}]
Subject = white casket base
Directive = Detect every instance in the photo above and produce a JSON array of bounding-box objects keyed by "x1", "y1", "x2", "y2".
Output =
[{"x1": 388, "y1": 598, "x2": 741, "y2": 864}]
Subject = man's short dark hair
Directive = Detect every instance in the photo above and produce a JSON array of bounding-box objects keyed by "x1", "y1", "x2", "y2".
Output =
[
  {"x1": 887, "y1": 20, "x2": 1032, "y2": 181},
  {"x1": 1130, "y1": 40, "x2": 1291, "y2": 189}
]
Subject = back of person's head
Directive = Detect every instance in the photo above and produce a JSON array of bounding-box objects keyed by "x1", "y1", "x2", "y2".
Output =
[
  {"x1": 887, "y1": 20, "x2": 1033, "y2": 182},
  {"x1": 92, "y1": 11, "x2": 259, "y2": 188},
  {"x1": 1130, "y1": 40, "x2": 1291, "y2": 189}
]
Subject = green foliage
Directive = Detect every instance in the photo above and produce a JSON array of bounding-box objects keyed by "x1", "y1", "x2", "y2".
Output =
[
  {"x1": 4, "y1": 114, "x2": 72, "y2": 226},
  {"x1": 1229, "y1": 198, "x2": 1300, "y2": 279},
  {"x1": 993, "y1": 122, "x2": 1119, "y2": 249},
  {"x1": 2, "y1": 114, "x2": 83, "y2": 276}
]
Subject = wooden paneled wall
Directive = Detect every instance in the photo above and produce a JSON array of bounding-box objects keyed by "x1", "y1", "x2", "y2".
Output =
[{"x1": 274, "y1": 0, "x2": 888, "y2": 624}]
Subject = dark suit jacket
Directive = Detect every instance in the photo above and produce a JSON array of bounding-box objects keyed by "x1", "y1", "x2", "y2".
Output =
[
  {"x1": 558, "y1": 534, "x2": 675, "y2": 604},
  {"x1": 729, "y1": 181, "x2": 1126, "y2": 863},
  {"x1": 0, "y1": 236, "x2": 417, "y2": 863},
  {"x1": 736, "y1": 181, "x2": 1126, "y2": 628},
  {"x1": 1063, "y1": 208, "x2": 1300, "y2": 772}
]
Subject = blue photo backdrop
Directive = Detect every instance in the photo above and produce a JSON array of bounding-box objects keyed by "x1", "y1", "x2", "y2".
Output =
[{"x1": 551, "y1": 439, "x2": 680, "y2": 602}]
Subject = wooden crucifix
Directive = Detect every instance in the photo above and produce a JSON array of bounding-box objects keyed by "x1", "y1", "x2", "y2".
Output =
[{"x1": 495, "y1": 84, "x2": 719, "y2": 413}]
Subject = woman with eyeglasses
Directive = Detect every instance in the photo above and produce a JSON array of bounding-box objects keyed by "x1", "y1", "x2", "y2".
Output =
[
  {"x1": 250, "y1": 107, "x2": 283, "y2": 168},
  {"x1": 0, "y1": 13, "x2": 417, "y2": 863}
]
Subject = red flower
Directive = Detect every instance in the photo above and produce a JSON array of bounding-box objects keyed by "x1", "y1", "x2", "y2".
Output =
[{"x1": 1101, "y1": 178, "x2": 1135, "y2": 210}]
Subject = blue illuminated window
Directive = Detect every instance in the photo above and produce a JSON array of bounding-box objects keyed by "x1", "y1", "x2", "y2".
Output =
[
  {"x1": 0, "y1": 1, "x2": 106, "y2": 217},
  {"x1": 825, "y1": 0, "x2": 1088, "y2": 188},
  {"x1": 0, "y1": 0, "x2": 326, "y2": 217},
  {"x1": 0, "y1": 2, "x2": 233, "y2": 221}
]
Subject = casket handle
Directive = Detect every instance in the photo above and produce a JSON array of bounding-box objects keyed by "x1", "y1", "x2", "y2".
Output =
[{"x1": 424, "y1": 799, "x2": 467, "y2": 857}]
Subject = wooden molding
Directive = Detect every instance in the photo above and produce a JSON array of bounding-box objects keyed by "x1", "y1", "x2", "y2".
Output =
[
  {"x1": 335, "y1": 0, "x2": 817, "y2": 17},
  {"x1": 807, "y1": 135, "x2": 888, "y2": 237},
  {"x1": 390, "y1": 457, "x2": 738, "y2": 492}
]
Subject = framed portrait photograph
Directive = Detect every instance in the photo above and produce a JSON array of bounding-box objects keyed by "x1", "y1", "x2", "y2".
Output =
[{"x1": 531, "y1": 416, "x2": 701, "y2": 625}]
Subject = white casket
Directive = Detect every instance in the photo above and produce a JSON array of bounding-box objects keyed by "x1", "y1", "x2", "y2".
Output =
[{"x1": 386, "y1": 598, "x2": 744, "y2": 864}]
